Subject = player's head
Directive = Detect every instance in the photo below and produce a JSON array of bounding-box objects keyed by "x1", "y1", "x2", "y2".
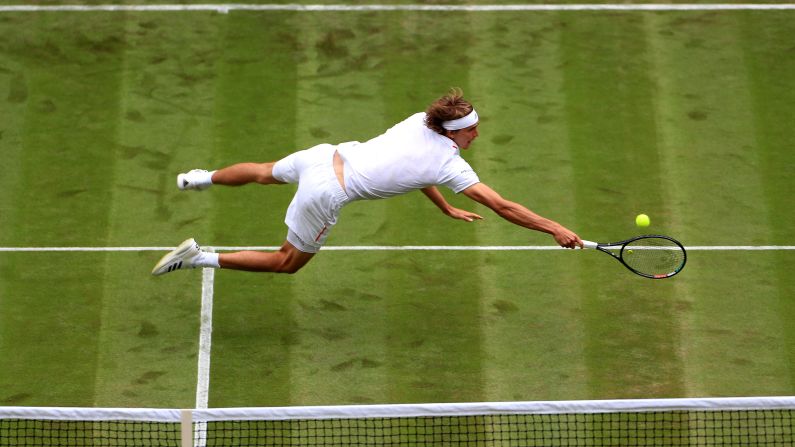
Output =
[{"x1": 425, "y1": 88, "x2": 479, "y2": 149}]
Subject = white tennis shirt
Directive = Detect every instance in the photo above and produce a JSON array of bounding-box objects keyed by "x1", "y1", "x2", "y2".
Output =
[{"x1": 337, "y1": 112, "x2": 480, "y2": 201}]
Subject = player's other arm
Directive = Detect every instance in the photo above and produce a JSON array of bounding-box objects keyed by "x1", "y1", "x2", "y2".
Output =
[
  {"x1": 461, "y1": 182, "x2": 582, "y2": 248},
  {"x1": 421, "y1": 186, "x2": 483, "y2": 222}
]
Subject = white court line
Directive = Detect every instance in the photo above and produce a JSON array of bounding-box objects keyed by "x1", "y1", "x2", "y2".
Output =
[
  {"x1": 0, "y1": 3, "x2": 794, "y2": 12},
  {"x1": 196, "y1": 263, "x2": 214, "y2": 410},
  {"x1": 194, "y1": 254, "x2": 214, "y2": 447},
  {"x1": 0, "y1": 245, "x2": 793, "y2": 251}
]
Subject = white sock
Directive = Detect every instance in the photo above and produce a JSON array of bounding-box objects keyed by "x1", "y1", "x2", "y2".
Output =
[
  {"x1": 199, "y1": 170, "x2": 217, "y2": 187},
  {"x1": 193, "y1": 251, "x2": 220, "y2": 268}
]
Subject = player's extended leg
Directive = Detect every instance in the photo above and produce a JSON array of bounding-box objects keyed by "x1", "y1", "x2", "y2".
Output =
[
  {"x1": 152, "y1": 239, "x2": 314, "y2": 276},
  {"x1": 211, "y1": 162, "x2": 285, "y2": 186},
  {"x1": 177, "y1": 162, "x2": 285, "y2": 190},
  {"x1": 219, "y1": 241, "x2": 314, "y2": 274}
]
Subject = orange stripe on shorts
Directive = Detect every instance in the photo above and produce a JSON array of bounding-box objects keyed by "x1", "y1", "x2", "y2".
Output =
[{"x1": 314, "y1": 225, "x2": 328, "y2": 242}]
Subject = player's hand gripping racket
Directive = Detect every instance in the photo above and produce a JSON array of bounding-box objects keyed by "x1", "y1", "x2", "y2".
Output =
[{"x1": 580, "y1": 235, "x2": 687, "y2": 279}]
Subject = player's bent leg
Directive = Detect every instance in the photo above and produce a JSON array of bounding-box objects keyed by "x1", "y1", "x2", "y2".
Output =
[{"x1": 218, "y1": 241, "x2": 314, "y2": 274}]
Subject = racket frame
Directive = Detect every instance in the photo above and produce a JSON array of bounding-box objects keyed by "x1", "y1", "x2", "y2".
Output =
[{"x1": 581, "y1": 234, "x2": 687, "y2": 279}]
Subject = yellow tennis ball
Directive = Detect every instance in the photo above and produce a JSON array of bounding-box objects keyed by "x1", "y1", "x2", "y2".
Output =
[{"x1": 635, "y1": 214, "x2": 650, "y2": 228}]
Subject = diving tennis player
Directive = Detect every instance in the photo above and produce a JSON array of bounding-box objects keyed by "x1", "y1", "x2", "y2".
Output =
[{"x1": 153, "y1": 88, "x2": 582, "y2": 275}]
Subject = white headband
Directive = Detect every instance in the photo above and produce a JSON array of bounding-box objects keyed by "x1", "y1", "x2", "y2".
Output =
[{"x1": 442, "y1": 109, "x2": 479, "y2": 131}]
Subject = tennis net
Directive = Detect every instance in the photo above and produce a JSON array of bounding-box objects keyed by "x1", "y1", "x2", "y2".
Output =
[{"x1": 2, "y1": 396, "x2": 794, "y2": 446}]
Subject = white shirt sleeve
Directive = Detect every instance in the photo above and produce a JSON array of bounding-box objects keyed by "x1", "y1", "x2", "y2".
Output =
[{"x1": 438, "y1": 156, "x2": 480, "y2": 193}]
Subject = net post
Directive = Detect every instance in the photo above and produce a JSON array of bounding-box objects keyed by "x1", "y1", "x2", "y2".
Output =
[{"x1": 180, "y1": 409, "x2": 193, "y2": 447}]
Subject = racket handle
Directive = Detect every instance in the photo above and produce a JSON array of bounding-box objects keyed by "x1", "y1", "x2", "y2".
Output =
[{"x1": 580, "y1": 240, "x2": 598, "y2": 249}]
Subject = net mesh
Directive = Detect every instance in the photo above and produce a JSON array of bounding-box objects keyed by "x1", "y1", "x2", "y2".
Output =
[
  {"x1": 2, "y1": 399, "x2": 793, "y2": 446},
  {"x1": 198, "y1": 410, "x2": 794, "y2": 446},
  {"x1": 0, "y1": 419, "x2": 180, "y2": 446}
]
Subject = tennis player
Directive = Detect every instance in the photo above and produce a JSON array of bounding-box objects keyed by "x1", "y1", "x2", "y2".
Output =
[{"x1": 152, "y1": 89, "x2": 583, "y2": 276}]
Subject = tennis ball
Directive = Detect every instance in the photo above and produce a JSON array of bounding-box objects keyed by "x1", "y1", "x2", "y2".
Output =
[{"x1": 635, "y1": 214, "x2": 650, "y2": 228}]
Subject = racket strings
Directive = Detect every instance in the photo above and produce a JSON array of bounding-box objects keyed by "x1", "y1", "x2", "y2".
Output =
[{"x1": 621, "y1": 238, "x2": 685, "y2": 277}]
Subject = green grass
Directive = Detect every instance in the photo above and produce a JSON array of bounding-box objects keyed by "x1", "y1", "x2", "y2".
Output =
[{"x1": 0, "y1": 4, "x2": 793, "y2": 411}]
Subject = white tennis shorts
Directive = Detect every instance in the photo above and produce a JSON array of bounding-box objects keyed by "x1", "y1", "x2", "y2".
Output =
[{"x1": 272, "y1": 144, "x2": 351, "y2": 253}]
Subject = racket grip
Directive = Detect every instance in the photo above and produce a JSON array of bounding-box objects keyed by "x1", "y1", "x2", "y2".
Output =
[{"x1": 580, "y1": 240, "x2": 598, "y2": 249}]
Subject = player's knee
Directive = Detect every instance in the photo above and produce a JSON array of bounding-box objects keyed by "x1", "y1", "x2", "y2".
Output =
[
  {"x1": 278, "y1": 264, "x2": 303, "y2": 274},
  {"x1": 254, "y1": 162, "x2": 282, "y2": 184},
  {"x1": 272, "y1": 253, "x2": 307, "y2": 274}
]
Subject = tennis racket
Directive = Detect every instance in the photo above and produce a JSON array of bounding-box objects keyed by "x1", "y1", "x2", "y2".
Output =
[{"x1": 581, "y1": 235, "x2": 687, "y2": 279}]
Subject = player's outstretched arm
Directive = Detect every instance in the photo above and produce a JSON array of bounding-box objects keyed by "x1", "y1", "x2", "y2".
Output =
[
  {"x1": 461, "y1": 183, "x2": 582, "y2": 248},
  {"x1": 421, "y1": 186, "x2": 483, "y2": 222}
]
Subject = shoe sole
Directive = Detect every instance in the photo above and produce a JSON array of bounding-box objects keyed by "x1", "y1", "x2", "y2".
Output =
[{"x1": 151, "y1": 238, "x2": 198, "y2": 276}]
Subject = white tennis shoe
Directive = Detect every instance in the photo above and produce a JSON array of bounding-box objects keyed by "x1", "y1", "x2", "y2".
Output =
[
  {"x1": 177, "y1": 169, "x2": 212, "y2": 191},
  {"x1": 151, "y1": 238, "x2": 202, "y2": 276}
]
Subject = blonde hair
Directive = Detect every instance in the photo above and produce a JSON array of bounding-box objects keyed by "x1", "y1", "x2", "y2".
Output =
[{"x1": 424, "y1": 88, "x2": 474, "y2": 135}]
